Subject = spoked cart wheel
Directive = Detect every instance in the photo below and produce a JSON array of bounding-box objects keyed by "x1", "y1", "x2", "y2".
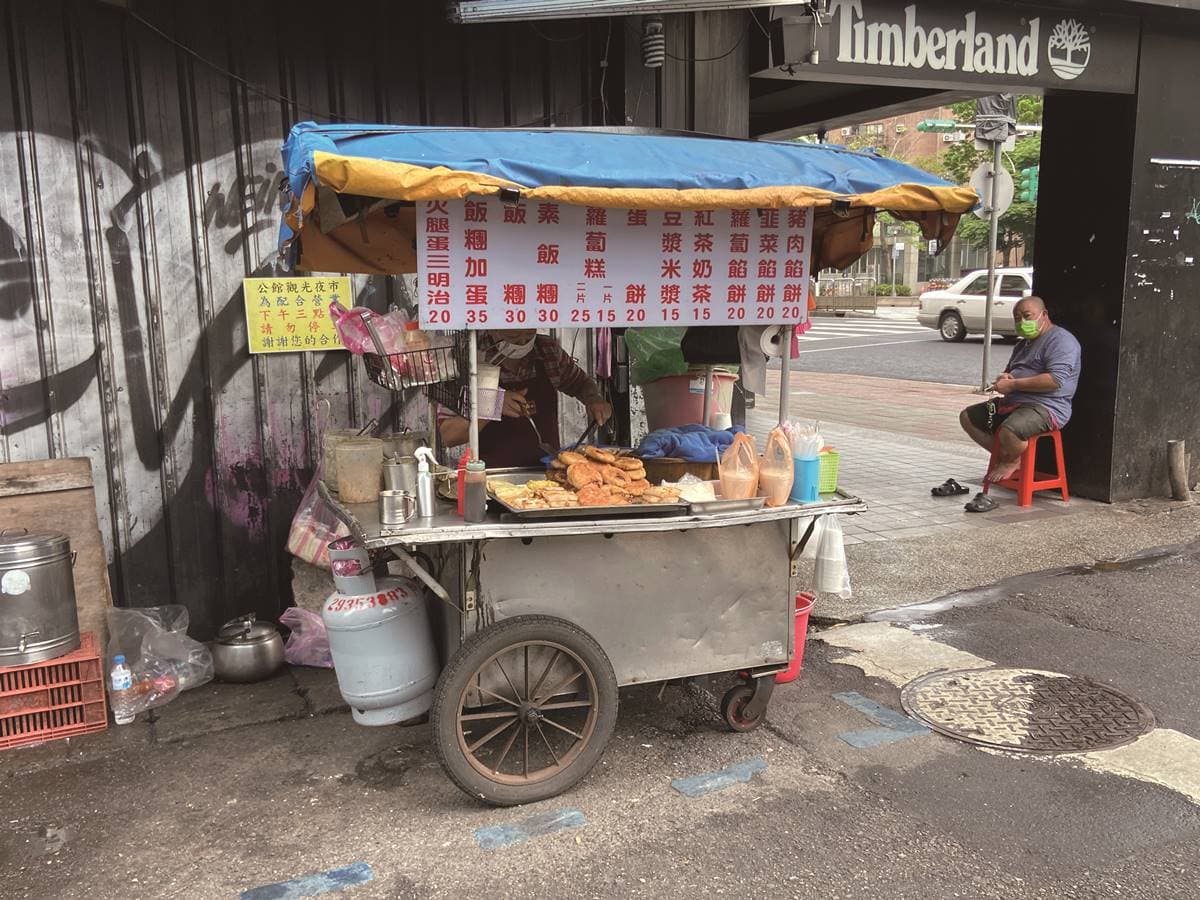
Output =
[{"x1": 432, "y1": 615, "x2": 619, "y2": 806}]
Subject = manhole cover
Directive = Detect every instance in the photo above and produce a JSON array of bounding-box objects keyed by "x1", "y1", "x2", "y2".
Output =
[{"x1": 900, "y1": 668, "x2": 1155, "y2": 754}]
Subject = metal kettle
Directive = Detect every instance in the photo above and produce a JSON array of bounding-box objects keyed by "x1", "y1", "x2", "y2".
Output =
[{"x1": 212, "y1": 614, "x2": 285, "y2": 683}]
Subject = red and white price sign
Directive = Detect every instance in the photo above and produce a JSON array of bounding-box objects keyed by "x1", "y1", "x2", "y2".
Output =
[{"x1": 417, "y1": 198, "x2": 813, "y2": 329}]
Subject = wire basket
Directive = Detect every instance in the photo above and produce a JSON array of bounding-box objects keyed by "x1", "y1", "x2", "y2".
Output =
[
  {"x1": 359, "y1": 318, "x2": 494, "y2": 420},
  {"x1": 818, "y1": 450, "x2": 840, "y2": 494},
  {"x1": 358, "y1": 310, "x2": 470, "y2": 400},
  {"x1": 363, "y1": 344, "x2": 463, "y2": 391}
]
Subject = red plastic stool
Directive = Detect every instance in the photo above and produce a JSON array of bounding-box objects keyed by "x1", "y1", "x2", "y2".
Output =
[{"x1": 983, "y1": 429, "x2": 1069, "y2": 507}]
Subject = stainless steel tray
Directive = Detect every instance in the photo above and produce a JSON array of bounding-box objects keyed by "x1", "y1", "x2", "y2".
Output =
[
  {"x1": 687, "y1": 495, "x2": 767, "y2": 515},
  {"x1": 490, "y1": 494, "x2": 688, "y2": 520},
  {"x1": 487, "y1": 472, "x2": 687, "y2": 520}
]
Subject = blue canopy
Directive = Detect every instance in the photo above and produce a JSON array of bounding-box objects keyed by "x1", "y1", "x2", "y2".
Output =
[{"x1": 278, "y1": 122, "x2": 975, "y2": 273}]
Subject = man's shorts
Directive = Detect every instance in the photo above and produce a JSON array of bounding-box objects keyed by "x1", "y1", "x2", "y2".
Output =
[{"x1": 964, "y1": 400, "x2": 1053, "y2": 440}]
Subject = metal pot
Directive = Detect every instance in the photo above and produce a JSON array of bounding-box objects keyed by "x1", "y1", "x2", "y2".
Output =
[
  {"x1": 212, "y1": 614, "x2": 285, "y2": 683},
  {"x1": 0, "y1": 529, "x2": 79, "y2": 666}
]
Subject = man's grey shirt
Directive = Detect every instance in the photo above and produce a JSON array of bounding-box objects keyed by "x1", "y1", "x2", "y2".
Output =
[{"x1": 1005, "y1": 325, "x2": 1082, "y2": 427}]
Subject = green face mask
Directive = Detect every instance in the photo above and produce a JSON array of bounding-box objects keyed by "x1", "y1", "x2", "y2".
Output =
[{"x1": 1018, "y1": 318, "x2": 1040, "y2": 338}]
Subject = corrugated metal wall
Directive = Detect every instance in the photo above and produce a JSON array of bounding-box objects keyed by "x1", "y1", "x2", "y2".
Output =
[{"x1": 0, "y1": 0, "x2": 748, "y2": 637}]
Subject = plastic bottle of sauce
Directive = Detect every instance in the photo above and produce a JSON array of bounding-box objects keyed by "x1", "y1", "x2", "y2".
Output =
[
  {"x1": 456, "y1": 448, "x2": 472, "y2": 517},
  {"x1": 463, "y1": 460, "x2": 488, "y2": 523}
]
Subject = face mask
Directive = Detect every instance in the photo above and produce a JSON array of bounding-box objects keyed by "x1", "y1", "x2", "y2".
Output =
[
  {"x1": 1018, "y1": 318, "x2": 1040, "y2": 339},
  {"x1": 495, "y1": 337, "x2": 536, "y2": 359}
]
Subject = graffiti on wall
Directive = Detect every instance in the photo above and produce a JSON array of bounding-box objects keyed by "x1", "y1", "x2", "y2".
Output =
[{"x1": 0, "y1": 129, "x2": 409, "y2": 633}]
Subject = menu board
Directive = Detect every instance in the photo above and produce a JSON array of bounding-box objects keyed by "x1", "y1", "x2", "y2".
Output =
[
  {"x1": 243, "y1": 276, "x2": 350, "y2": 354},
  {"x1": 416, "y1": 198, "x2": 813, "y2": 330}
]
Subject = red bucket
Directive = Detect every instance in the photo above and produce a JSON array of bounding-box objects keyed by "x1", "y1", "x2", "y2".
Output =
[{"x1": 775, "y1": 592, "x2": 815, "y2": 684}]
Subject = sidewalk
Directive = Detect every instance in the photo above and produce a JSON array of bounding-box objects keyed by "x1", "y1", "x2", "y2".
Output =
[
  {"x1": 741, "y1": 368, "x2": 1200, "y2": 622},
  {"x1": 746, "y1": 370, "x2": 1096, "y2": 545}
]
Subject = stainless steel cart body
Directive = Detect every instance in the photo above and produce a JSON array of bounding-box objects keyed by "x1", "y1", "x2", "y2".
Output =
[{"x1": 349, "y1": 491, "x2": 863, "y2": 688}]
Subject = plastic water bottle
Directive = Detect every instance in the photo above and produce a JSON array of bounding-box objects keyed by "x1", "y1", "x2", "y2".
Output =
[{"x1": 109, "y1": 655, "x2": 135, "y2": 725}]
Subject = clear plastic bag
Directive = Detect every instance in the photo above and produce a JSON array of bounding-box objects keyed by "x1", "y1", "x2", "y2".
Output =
[
  {"x1": 812, "y1": 514, "x2": 852, "y2": 598},
  {"x1": 287, "y1": 469, "x2": 351, "y2": 568},
  {"x1": 718, "y1": 431, "x2": 760, "y2": 500},
  {"x1": 106, "y1": 605, "x2": 214, "y2": 714},
  {"x1": 759, "y1": 427, "x2": 794, "y2": 508},
  {"x1": 279, "y1": 607, "x2": 333, "y2": 668}
]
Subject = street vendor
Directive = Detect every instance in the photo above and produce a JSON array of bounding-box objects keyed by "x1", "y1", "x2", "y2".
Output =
[
  {"x1": 438, "y1": 329, "x2": 612, "y2": 468},
  {"x1": 958, "y1": 296, "x2": 1081, "y2": 510}
]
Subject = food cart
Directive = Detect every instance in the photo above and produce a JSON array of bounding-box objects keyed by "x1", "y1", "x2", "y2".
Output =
[{"x1": 278, "y1": 124, "x2": 976, "y2": 806}]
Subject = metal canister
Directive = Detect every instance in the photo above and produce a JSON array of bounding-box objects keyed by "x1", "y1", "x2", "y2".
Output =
[
  {"x1": 322, "y1": 575, "x2": 438, "y2": 726},
  {"x1": 382, "y1": 456, "x2": 418, "y2": 494},
  {"x1": 0, "y1": 531, "x2": 80, "y2": 666}
]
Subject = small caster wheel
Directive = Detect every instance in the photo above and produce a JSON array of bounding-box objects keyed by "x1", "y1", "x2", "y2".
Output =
[{"x1": 721, "y1": 684, "x2": 764, "y2": 733}]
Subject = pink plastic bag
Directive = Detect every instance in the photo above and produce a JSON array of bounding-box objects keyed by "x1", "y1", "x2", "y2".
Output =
[
  {"x1": 329, "y1": 300, "x2": 375, "y2": 354},
  {"x1": 279, "y1": 607, "x2": 333, "y2": 668}
]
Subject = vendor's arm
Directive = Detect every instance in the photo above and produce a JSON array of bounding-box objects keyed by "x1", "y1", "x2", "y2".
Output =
[
  {"x1": 438, "y1": 415, "x2": 475, "y2": 447},
  {"x1": 550, "y1": 345, "x2": 612, "y2": 424}
]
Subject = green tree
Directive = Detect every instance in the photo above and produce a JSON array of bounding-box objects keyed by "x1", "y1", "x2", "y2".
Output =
[
  {"x1": 955, "y1": 134, "x2": 1040, "y2": 265},
  {"x1": 941, "y1": 97, "x2": 1042, "y2": 266}
]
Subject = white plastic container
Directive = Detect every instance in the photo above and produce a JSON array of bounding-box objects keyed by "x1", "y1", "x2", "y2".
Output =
[
  {"x1": 109, "y1": 655, "x2": 135, "y2": 725},
  {"x1": 322, "y1": 576, "x2": 438, "y2": 725}
]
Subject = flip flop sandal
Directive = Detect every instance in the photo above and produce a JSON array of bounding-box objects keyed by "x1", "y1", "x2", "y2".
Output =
[
  {"x1": 964, "y1": 492, "x2": 998, "y2": 513},
  {"x1": 931, "y1": 478, "x2": 970, "y2": 497}
]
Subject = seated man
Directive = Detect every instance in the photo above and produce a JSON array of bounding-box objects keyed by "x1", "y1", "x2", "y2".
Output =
[{"x1": 959, "y1": 296, "x2": 1081, "y2": 507}]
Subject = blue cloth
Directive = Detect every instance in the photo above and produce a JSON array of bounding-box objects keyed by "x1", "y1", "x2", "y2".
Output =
[
  {"x1": 278, "y1": 123, "x2": 963, "y2": 249},
  {"x1": 637, "y1": 425, "x2": 746, "y2": 462},
  {"x1": 1004, "y1": 325, "x2": 1082, "y2": 427}
]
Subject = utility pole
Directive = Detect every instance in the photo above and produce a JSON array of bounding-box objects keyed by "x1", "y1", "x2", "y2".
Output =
[
  {"x1": 969, "y1": 95, "x2": 1017, "y2": 392},
  {"x1": 981, "y1": 140, "x2": 1002, "y2": 390}
]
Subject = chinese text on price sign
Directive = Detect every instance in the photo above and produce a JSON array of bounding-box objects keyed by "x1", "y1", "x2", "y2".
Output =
[
  {"x1": 416, "y1": 199, "x2": 813, "y2": 329},
  {"x1": 244, "y1": 276, "x2": 350, "y2": 354}
]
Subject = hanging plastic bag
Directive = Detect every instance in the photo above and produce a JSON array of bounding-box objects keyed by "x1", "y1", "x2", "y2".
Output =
[
  {"x1": 288, "y1": 402, "x2": 351, "y2": 568},
  {"x1": 719, "y1": 431, "x2": 760, "y2": 500},
  {"x1": 812, "y1": 514, "x2": 852, "y2": 598},
  {"x1": 759, "y1": 427, "x2": 795, "y2": 507},
  {"x1": 279, "y1": 608, "x2": 333, "y2": 668},
  {"x1": 329, "y1": 300, "x2": 375, "y2": 354},
  {"x1": 106, "y1": 605, "x2": 214, "y2": 714},
  {"x1": 287, "y1": 472, "x2": 351, "y2": 568},
  {"x1": 796, "y1": 515, "x2": 825, "y2": 561}
]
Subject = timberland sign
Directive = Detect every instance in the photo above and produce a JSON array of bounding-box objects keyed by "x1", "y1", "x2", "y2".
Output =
[{"x1": 767, "y1": 0, "x2": 1138, "y2": 94}]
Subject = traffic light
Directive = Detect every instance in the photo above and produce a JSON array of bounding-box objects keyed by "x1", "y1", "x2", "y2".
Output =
[{"x1": 1017, "y1": 166, "x2": 1040, "y2": 202}]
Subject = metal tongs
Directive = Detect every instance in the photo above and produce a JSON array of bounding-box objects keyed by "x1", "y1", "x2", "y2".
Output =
[
  {"x1": 526, "y1": 416, "x2": 556, "y2": 457},
  {"x1": 566, "y1": 418, "x2": 599, "y2": 452}
]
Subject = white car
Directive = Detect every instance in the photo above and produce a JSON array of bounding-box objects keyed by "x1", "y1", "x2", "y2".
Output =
[{"x1": 917, "y1": 267, "x2": 1033, "y2": 342}]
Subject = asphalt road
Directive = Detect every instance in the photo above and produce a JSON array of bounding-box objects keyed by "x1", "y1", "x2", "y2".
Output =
[
  {"x1": 781, "y1": 312, "x2": 1013, "y2": 386},
  {"x1": 5, "y1": 539, "x2": 1200, "y2": 899}
]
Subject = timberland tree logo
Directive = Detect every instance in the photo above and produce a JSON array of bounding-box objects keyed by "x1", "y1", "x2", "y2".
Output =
[
  {"x1": 1047, "y1": 19, "x2": 1091, "y2": 80},
  {"x1": 828, "y1": 1, "x2": 1094, "y2": 81}
]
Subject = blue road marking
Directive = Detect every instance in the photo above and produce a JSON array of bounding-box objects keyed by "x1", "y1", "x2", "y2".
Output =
[
  {"x1": 833, "y1": 691, "x2": 930, "y2": 747},
  {"x1": 671, "y1": 757, "x2": 768, "y2": 798},
  {"x1": 475, "y1": 808, "x2": 587, "y2": 850},
  {"x1": 839, "y1": 726, "x2": 929, "y2": 748},
  {"x1": 241, "y1": 862, "x2": 374, "y2": 899}
]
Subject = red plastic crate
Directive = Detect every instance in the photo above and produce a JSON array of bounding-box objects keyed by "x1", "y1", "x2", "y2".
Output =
[{"x1": 0, "y1": 631, "x2": 108, "y2": 750}]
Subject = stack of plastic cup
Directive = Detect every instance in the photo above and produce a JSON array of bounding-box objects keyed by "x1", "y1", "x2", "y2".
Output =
[{"x1": 790, "y1": 456, "x2": 821, "y2": 503}]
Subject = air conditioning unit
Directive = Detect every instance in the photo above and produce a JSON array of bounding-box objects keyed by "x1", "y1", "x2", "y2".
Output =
[
  {"x1": 841, "y1": 127, "x2": 852, "y2": 136},
  {"x1": 895, "y1": 124, "x2": 907, "y2": 133},
  {"x1": 941, "y1": 132, "x2": 956, "y2": 142}
]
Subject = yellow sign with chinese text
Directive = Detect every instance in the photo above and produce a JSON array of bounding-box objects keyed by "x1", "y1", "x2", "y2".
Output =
[{"x1": 243, "y1": 276, "x2": 351, "y2": 354}]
